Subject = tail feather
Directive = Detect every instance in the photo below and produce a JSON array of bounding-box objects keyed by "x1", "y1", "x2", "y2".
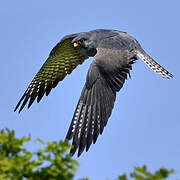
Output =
[{"x1": 136, "y1": 49, "x2": 173, "y2": 78}]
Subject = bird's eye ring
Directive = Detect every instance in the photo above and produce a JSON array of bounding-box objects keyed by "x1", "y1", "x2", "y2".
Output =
[{"x1": 73, "y1": 39, "x2": 85, "y2": 47}]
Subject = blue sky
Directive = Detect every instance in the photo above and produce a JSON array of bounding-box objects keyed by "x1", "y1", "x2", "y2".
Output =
[{"x1": 1, "y1": 0, "x2": 179, "y2": 179}]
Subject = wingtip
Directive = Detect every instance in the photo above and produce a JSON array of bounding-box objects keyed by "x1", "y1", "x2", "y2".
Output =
[
  {"x1": 14, "y1": 106, "x2": 21, "y2": 114},
  {"x1": 14, "y1": 107, "x2": 17, "y2": 112},
  {"x1": 77, "y1": 151, "x2": 82, "y2": 157},
  {"x1": 14, "y1": 105, "x2": 21, "y2": 114},
  {"x1": 86, "y1": 140, "x2": 92, "y2": 153},
  {"x1": 77, "y1": 146, "x2": 85, "y2": 157},
  {"x1": 70, "y1": 147, "x2": 77, "y2": 157},
  {"x1": 18, "y1": 107, "x2": 23, "y2": 114},
  {"x1": 14, "y1": 101, "x2": 21, "y2": 113}
]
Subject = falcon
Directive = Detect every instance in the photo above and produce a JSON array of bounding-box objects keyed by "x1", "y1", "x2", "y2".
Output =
[{"x1": 14, "y1": 29, "x2": 173, "y2": 157}]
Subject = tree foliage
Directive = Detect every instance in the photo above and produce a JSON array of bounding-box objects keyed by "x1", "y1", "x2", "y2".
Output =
[
  {"x1": 0, "y1": 128, "x2": 77, "y2": 180},
  {"x1": 117, "y1": 166, "x2": 175, "y2": 180},
  {"x1": 0, "y1": 128, "x2": 176, "y2": 180}
]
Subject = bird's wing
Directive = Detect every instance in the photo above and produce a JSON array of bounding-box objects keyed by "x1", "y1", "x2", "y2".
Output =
[
  {"x1": 14, "y1": 34, "x2": 89, "y2": 113},
  {"x1": 66, "y1": 36, "x2": 137, "y2": 157}
]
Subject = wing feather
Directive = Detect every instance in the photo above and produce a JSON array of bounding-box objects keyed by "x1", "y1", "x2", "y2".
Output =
[
  {"x1": 66, "y1": 60, "x2": 133, "y2": 156},
  {"x1": 14, "y1": 34, "x2": 88, "y2": 113},
  {"x1": 66, "y1": 36, "x2": 138, "y2": 156}
]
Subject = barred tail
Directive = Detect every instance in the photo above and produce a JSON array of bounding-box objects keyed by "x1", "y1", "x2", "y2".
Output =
[{"x1": 136, "y1": 49, "x2": 173, "y2": 78}]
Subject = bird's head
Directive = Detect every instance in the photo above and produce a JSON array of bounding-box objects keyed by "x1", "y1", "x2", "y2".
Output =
[{"x1": 72, "y1": 34, "x2": 97, "y2": 57}]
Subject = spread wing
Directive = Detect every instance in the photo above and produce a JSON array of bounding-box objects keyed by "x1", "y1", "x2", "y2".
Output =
[
  {"x1": 66, "y1": 36, "x2": 137, "y2": 156},
  {"x1": 14, "y1": 34, "x2": 89, "y2": 113}
]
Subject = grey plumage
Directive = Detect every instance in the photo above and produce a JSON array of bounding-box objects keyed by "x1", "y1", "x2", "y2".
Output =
[
  {"x1": 14, "y1": 29, "x2": 173, "y2": 157},
  {"x1": 66, "y1": 29, "x2": 173, "y2": 157}
]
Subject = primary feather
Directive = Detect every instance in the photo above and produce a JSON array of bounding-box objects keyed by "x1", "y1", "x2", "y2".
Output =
[{"x1": 14, "y1": 33, "x2": 88, "y2": 113}]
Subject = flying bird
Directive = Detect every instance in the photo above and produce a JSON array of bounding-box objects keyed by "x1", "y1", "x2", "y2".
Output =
[{"x1": 14, "y1": 29, "x2": 173, "y2": 157}]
